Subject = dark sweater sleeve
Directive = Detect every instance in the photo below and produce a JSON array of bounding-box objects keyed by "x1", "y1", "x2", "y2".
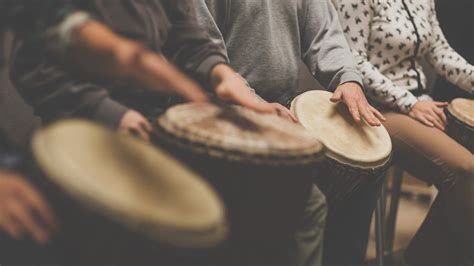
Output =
[
  {"x1": 300, "y1": 0, "x2": 364, "y2": 91},
  {"x1": 8, "y1": 1, "x2": 130, "y2": 128},
  {"x1": 161, "y1": 0, "x2": 227, "y2": 87},
  {"x1": 1, "y1": 0, "x2": 78, "y2": 36},
  {"x1": 11, "y1": 48, "x2": 128, "y2": 128}
]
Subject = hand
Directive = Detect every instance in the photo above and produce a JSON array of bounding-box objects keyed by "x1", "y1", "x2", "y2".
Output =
[
  {"x1": 331, "y1": 82, "x2": 386, "y2": 126},
  {"x1": 211, "y1": 64, "x2": 273, "y2": 112},
  {"x1": 210, "y1": 64, "x2": 298, "y2": 122},
  {"x1": 0, "y1": 170, "x2": 58, "y2": 244},
  {"x1": 118, "y1": 110, "x2": 152, "y2": 142},
  {"x1": 409, "y1": 101, "x2": 448, "y2": 130}
]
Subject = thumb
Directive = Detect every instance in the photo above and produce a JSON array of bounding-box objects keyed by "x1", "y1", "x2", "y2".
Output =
[
  {"x1": 330, "y1": 89, "x2": 343, "y2": 103},
  {"x1": 214, "y1": 84, "x2": 231, "y2": 100}
]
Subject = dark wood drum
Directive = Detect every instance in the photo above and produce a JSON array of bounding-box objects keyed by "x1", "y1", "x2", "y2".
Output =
[
  {"x1": 31, "y1": 120, "x2": 227, "y2": 264},
  {"x1": 445, "y1": 98, "x2": 474, "y2": 153},
  {"x1": 153, "y1": 103, "x2": 324, "y2": 264},
  {"x1": 291, "y1": 90, "x2": 392, "y2": 205}
]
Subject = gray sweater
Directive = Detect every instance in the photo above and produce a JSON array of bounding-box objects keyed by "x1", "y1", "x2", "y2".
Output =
[{"x1": 196, "y1": 0, "x2": 364, "y2": 105}]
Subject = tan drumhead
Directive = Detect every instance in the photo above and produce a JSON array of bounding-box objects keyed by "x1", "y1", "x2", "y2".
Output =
[
  {"x1": 32, "y1": 120, "x2": 227, "y2": 248},
  {"x1": 157, "y1": 103, "x2": 324, "y2": 165},
  {"x1": 448, "y1": 98, "x2": 474, "y2": 127},
  {"x1": 291, "y1": 90, "x2": 392, "y2": 168}
]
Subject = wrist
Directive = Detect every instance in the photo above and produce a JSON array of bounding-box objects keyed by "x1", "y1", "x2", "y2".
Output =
[
  {"x1": 339, "y1": 81, "x2": 364, "y2": 91},
  {"x1": 210, "y1": 64, "x2": 234, "y2": 86}
]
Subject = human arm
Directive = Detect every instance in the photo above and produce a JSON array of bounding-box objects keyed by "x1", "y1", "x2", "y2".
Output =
[
  {"x1": 165, "y1": 0, "x2": 296, "y2": 121},
  {"x1": 334, "y1": 0, "x2": 419, "y2": 114},
  {"x1": 302, "y1": 0, "x2": 384, "y2": 125},
  {"x1": 67, "y1": 20, "x2": 208, "y2": 103}
]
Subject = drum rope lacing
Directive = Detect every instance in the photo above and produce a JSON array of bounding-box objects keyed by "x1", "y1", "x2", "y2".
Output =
[{"x1": 153, "y1": 123, "x2": 325, "y2": 166}]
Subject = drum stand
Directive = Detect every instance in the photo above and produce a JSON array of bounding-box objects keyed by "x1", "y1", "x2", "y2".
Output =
[
  {"x1": 374, "y1": 166, "x2": 405, "y2": 266},
  {"x1": 384, "y1": 167, "x2": 404, "y2": 260},
  {"x1": 375, "y1": 181, "x2": 386, "y2": 266}
]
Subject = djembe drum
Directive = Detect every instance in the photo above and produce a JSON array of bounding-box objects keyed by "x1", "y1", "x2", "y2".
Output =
[
  {"x1": 445, "y1": 98, "x2": 473, "y2": 153},
  {"x1": 153, "y1": 103, "x2": 324, "y2": 264},
  {"x1": 291, "y1": 90, "x2": 392, "y2": 205},
  {"x1": 31, "y1": 120, "x2": 227, "y2": 264}
]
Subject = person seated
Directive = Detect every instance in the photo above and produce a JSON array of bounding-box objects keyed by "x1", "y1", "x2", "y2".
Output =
[
  {"x1": 10, "y1": 1, "x2": 289, "y2": 142},
  {"x1": 334, "y1": 0, "x2": 473, "y2": 264},
  {"x1": 10, "y1": 2, "x2": 319, "y2": 265},
  {"x1": 0, "y1": 131, "x2": 62, "y2": 264},
  {"x1": 195, "y1": 1, "x2": 386, "y2": 265}
]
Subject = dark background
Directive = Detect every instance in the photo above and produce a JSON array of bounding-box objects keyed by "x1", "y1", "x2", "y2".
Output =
[{"x1": 432, "y1": 0, "x2": 473, "y2": 101}]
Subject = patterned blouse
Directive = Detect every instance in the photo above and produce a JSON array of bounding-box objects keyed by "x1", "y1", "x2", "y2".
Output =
[{"x1": 334, "y1": 0, "x2": 473, "y2": 113}]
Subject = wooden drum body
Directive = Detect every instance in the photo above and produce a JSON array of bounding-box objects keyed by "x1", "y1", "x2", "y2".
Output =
[
  {"x1": 153, "y1": 103, "x2": 324, "y2": 261},
  {"x1": 31, "y1": 120, "x2": 227, "y2": 264},
  {"x1": 445, "y1": 98, "x2": 474, "y2": 153},
  {"x1": 291, "y1": 91, "x2": 392, "y2": 205}
]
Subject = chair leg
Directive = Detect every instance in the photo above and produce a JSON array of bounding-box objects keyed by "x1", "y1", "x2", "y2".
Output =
[
  {"x1": 375, "y1": 180, "x2": 386, "y2": 266},
  {"x1": 384, "y1": 167, "x2": 404, "y2": 258}
]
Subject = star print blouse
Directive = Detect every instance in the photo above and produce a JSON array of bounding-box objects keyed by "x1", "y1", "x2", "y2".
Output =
[{"x1": 334, "y1": 0, "x2": 474, "y2": 113}]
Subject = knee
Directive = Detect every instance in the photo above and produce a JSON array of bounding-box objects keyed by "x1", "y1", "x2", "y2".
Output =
[
  {"x1": 446, "y1": 157, "x2": 474, "y2": 190},
  {"x1": 455, "y1": 157, "x2": 474, "y2": 181}
]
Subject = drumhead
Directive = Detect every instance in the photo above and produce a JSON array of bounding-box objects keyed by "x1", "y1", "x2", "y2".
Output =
[
  {"x1": 156, "y1": 103, "x2": 324, "y2": 165},
  {"x1": 32, "y1": 120, "x2": 227, "y2": 248},
  {"x1": 448, "y1": 98, "x2": 474, "y2": 127},
  {"x1": 291, "y1": 90, "x2": 392, "y2": 169}
]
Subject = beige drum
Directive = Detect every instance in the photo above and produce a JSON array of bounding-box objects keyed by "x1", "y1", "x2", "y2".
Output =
[
  {"x1": 31, "y1": 120, "x2": 227, "y2": 263},
  {"x1": 291, "y1": 90, "x2": 392, "y2": 204},
  {"x1": 445, "y1": 98, "x2": 474, "y2": 153},
  {"x1": 153, "y1": 103, "x2": 324, "y2": 264}
]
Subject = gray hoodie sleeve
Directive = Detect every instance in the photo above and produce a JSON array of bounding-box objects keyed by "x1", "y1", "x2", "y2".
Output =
[
  {"x1": 300, "y1": 0, "x2": 364, "y2": 91},
  {"x1": 195, "y1": 0, "x2": 263, "y2": 99},
  {"x1": 194, "y1": 0, "x2": 229, "y2": 62}
]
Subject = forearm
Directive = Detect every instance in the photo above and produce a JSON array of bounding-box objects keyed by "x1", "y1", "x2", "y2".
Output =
[
  {"x1": 68, "y1": 21, "x2": 175, "y2": 81},
  {"x1": 357, "y1": 58, "x2": 418, "y2": 113},
  {"x1": 334, "y1": 0, "x2": 417, "y2": 113},
  {"x1": 427, "y1": 44, "x2": 474, "y2": 94}
]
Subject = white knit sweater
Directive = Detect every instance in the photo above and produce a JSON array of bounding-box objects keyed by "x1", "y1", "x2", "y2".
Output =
[{"x1": 334, "y1": 0, "x2": 473, "y2": 113}]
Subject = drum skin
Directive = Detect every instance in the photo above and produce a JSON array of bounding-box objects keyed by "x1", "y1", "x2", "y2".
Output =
[
  {"x1": 446, "y1": 98, "x2": 474, "y2": 153},
  {"x1": 30, "y1": 120, "x2": 227, "y2": 264},
  {"x1": 291, "y1": 90, "x2": 392, "y2": 205},
  {"x1": 154, "y1": 103, "x2": 324, "y2": 265}
]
